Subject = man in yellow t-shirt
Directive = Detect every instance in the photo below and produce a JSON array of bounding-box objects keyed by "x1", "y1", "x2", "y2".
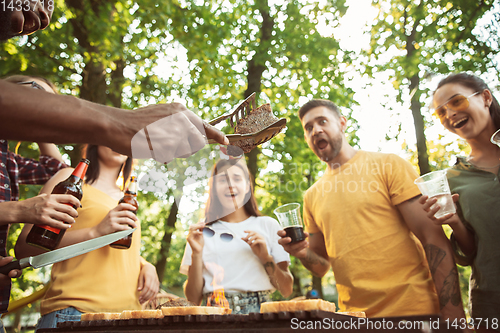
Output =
[{"x1": 278, "y1": 99, "x2": 466, "y2": 320}]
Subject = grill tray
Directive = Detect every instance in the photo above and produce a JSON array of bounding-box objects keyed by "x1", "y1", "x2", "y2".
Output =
[{"x1": 37, "y1": 311, "x2": 459, "y2": 333}]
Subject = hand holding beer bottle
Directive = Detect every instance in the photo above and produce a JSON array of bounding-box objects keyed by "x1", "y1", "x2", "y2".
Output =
[
  {"x1": 26, "y1": 159, "x2": 90, "y2": 251},
  {"x1": 110, "y1": 176, "x2": 139, "y2": 249}
]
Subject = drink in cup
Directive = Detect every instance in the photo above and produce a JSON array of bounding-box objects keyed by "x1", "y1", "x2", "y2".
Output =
[
  {"x1": 274, "y1": 203, "x2": 306, "y2": 243},
  {"x1": 491, "y1": 129, "x2": 500, "y2": 148},
  {"x1": 414, "y1": 170, "x2": 456, "y2": 219}
]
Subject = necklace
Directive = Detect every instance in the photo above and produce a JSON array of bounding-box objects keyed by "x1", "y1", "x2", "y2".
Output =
[{"x1": 466, "y1": 156, "x2": 500, "y2": 169}]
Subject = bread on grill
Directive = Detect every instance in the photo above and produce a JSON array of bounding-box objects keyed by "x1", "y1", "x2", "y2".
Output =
[
  {"x1": 233, "y1": 103, "x2": 278, "y2": 153},
  {"x1": 81, "y1": 297, "x2": 229, "y2": 321},
  {"x1": 119, "y1": 309, "x2": 163, "y2": 319},
  {"x1": 81, "y1": 312, "x2": 122, "y2": 321},
  {"x1": 80, "y1": 313, "x2": 94, "y2": 321},
  {"x1": 157, "y1": 298, "x2": 196, "y2": 308},
  {"x1": 260, "y1": 299, "x2": 336, "y2": 313},
  {"x1": 161, "y1": 306, "x2": 231, "y2": 316}
]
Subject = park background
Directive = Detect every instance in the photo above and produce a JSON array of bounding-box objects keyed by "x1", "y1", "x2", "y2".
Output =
[{"x1": 1, "y1": 0, "x2": 499, "y2": 331}]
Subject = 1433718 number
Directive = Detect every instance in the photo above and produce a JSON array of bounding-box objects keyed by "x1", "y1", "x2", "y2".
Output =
[
  {"x1": 1, "y1": 0, "x2": 54, "y2": 12},
  {"x1": 445, "y1": 318, "x2": 499, "y2": 330}
]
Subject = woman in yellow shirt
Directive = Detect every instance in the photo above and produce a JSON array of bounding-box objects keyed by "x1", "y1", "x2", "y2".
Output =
[{"x1": 15, "y1": 145, "x2": 159, "y2": 330}]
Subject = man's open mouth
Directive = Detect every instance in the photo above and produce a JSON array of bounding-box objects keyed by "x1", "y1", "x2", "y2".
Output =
[{"x1": 316, "y1": 139, "x2": 328, "y2": 150}]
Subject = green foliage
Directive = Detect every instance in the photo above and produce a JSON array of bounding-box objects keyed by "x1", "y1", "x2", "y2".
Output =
[
  {"x1": 3, "y1": 142, "x2": 63, "y2": 328},
  {"x1": 403, "y1": 135, "x2": 471, "y2": 172},
  {"x1": 363, "y1": 7, "x2": 495, "y2": 315},
  {"x1": 138, "y1": 191, "x2": 189, "y2": 293},
  {"x1": 2, "y1": 0, "x2": 493, "y2": 324},
  {"x1": 364, "y1": 0, "x2": 498, "y2": 174},
  {"x1": 163, "y1": 0, "x2": 355, "y2": 117},
  {"x1": 163, "y1": 0, "x2": 357, "y2": 300}
]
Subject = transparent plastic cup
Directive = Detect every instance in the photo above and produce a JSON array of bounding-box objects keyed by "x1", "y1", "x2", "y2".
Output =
[
  {"x1": 414, "y1": 171, "x2": 456, "y2": 219},
  {"x1": 274, "y1": 203, "x2": 306, "y2": 243}
]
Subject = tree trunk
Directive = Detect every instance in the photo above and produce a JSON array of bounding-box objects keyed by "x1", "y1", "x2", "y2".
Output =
[
  {"x1": 65, "y1": 146, "x2": 84, "y2": 167},
  {"x1": 246, "y1": 148, "x2": 259, "y2": 190},
  {"x1": 409, "y1": 75, "x2": 430, "y2": 175},
  {"x1": 66, "y1": 0, "x2": 116, "y2": 166},
  {"x1": 11, "y1": 310, "x2": 21, "y2": 332},
  {"x1": 155, "y1": 199, "x2": 179, "y2": 282},
  {"x1": 405, "y1": 2, "x2": 430, "y2": 175},
  {"x1": 243, "y1": 0, "x2": 274, "y2": 188},
  {"x1": 80, "y1": 60, "x2": 107, "y2": 105},
  {"x1": 109, "y1": 58, "x2": 125, "y2": 108}
]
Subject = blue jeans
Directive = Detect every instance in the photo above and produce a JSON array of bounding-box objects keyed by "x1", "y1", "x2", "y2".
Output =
[{"x1": 36, "y1": 307, "x2": 83, "y2": 331}]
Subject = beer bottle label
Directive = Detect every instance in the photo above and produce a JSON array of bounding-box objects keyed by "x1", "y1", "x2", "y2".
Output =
[{"x1": 37, "y1": 225, "x2": 62, "y2": 234}]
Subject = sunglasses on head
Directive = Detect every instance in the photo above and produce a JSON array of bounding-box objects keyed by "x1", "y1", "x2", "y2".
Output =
[
  {"x1": 203, "y1": 226, "x2": 234, "y2": 242},
  {"x1": 434, "y1": 91, "x2": 481, "y2": 121},
  {"x1": 17, "y1": 81, "x2": 44, "y2": 90}
]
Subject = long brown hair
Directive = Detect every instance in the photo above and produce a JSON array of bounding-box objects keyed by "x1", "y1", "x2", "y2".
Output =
[
  {"x1": 82, "y1": 145, "x2": 133, "y2": 189},
  {"x1": 435, "y1": 72, "x2": 500, "y2": 130},
  {"x1": 204, "y1": 159, "x2": 261, "y2": 224}
]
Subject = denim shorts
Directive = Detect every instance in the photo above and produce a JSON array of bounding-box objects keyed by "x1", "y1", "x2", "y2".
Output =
[
  {"x1": 204, "y1": 290, "x2": 272, "y2": 315},
  {"x1": 36, "y1": 307, "x2": 83, "y2": 331}
]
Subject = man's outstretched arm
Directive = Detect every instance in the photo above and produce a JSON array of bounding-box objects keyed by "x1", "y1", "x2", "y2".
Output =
[{"x1": 0, "y1": 80, "x2": 228, "y2": 157}]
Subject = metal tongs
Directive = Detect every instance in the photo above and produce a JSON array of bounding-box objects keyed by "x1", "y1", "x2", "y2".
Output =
[
  {"x1": 207, "y1": 92, "x2": 287, "y2": 145},
  {"x1": 208, "y1": 92, "x2": 257, "y2": 128}
]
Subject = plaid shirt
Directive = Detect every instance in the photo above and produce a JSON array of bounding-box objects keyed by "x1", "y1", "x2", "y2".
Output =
[{"x1": 0, "y1": 139, "x2": 67, "y2": 313}]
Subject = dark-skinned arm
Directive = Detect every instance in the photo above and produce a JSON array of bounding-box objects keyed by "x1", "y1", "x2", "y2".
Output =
[{"x1": 0, "y1": 80, "x2": 228, "y2": 157}]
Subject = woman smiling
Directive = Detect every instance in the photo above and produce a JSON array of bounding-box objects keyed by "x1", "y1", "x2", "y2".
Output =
[
  {"x1": 421, "y1": 73, "x2": 500, "y2": 333},
  {"x1": 180, "y1": 158, "x2": 293, "y2": 314}
]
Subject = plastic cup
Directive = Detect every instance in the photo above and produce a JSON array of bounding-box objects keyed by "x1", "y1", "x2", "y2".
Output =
[
  {"x1": 414, "y1": 171, "x2": 456, "y2": 219},
  {"x1": 274, "y1": 203, "x2": 306, "y2": 243},
  {"x1": 491, "y1": 129, "x2": 500, "y2": 148}
]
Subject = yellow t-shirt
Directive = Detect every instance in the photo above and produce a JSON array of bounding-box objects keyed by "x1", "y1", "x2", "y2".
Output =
[
  {"x1": 41, "y1": 184, "x2": 143, "y2": 315},
  {"x1": 303, "y1": 151, "x2": 439, "y2": 317}
]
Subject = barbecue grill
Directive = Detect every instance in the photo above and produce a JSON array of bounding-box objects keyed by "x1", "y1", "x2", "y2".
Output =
[{"x1": 38, "y1": 311, "x2": 464, "y2": 333}]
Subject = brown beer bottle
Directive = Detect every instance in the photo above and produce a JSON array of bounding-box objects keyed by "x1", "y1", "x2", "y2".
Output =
[
  {"x1": 26, "y1": 159, "x2": 90, "y2": 251},
  {"x1": 110, "y1": 176, "x2": 138, "y2": 249}
]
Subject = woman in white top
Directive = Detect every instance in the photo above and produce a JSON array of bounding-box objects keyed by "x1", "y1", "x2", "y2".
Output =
[{"x1": 181, "y1": 158, "x2": 293, "y2": 314}]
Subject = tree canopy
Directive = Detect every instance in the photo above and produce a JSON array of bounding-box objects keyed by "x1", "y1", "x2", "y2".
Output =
[{"x1": 1, "y1": 0, "x2": 498, "y2": 327}]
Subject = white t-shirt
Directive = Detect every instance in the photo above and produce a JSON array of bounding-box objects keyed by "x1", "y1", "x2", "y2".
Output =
[{"x1": 180, "y1": 215, "x2": 290, "y2": 294}]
